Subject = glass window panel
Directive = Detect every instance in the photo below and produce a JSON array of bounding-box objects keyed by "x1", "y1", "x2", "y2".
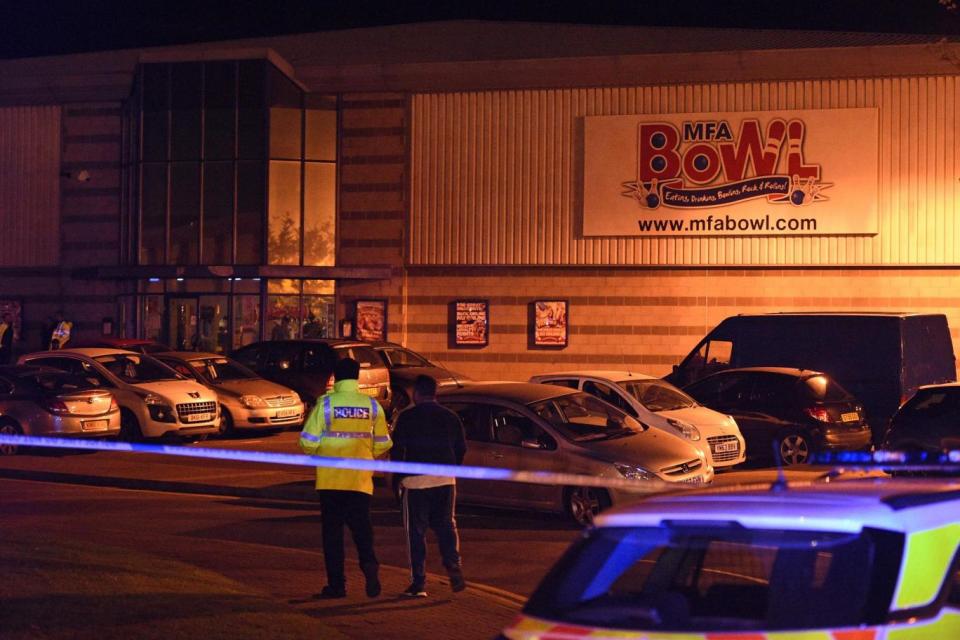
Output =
[
  {"x1": 142, "y1": 295, "x2": 164, "y2": 342},
  {"x1": 268, "y1": 160, "x2": 302, "y2": 265},
  {"x1": 231, "y1": 278, "x2": 260, "y2": 294},
  {"x1": 233, "y1": 295, "x2": 261, "y2": 349},
  {"x1": 197, "y1": 295, "x2": 229, "y2": 353},
  {"x1": 205, "y1": 108, "x2": 236, "y2": 159},
  {"x1": 267, "y1": 279, "x2": 300, "y2": 294},
  {"x1": 202, "y1": 161, "x2": 234, "y2": 264},
  {"x1": 204, "y1": 61, "x2": 236, "y2": 108},
  {"x1": 170, "y1": 63, "x2": 202, "y2": 160},
  {"x1": 303, "y1": 295, "x2": 335, "y2": 338},
  {"x1": 169, "y1": 162, "x2": 200, "y2": 264},
  {"x1": 304, "y1": 162, "x2": 335, "y2": 266},
  {"x1": 270, "y1": 107, "x2": 302, "y2": 159},
  {"x1": 268, "y1": 65, "x2": 301, "y2": 107},
  {"x1": 238, "y1": 60, "x2": 265, "y2": 159},
  {"x1": 140, "y1": 163, "x2": 167, "y2": 264},
  {"x1": 303, "y1": 279, "x2": 335, "y2": 295},
  {"x1": 142, "y1": 64, "x2": 169, "y2": 110},
  {"x1": 305, "y1": 110, "x2": 336, "y2": 161},
  {"x1": 267, "y1": 295, "x2": 300, "y2": 340},
  {"x1": 142, "y1": 110, "x2": 168, "y2": 162},
  {"x1": 236, "y1": 161, "x2": 264, "y2": 264}
]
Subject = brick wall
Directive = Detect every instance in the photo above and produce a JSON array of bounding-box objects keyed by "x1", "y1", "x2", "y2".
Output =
[{"x1": 397, "y1": 267, "x2": 960, "y2": 382}]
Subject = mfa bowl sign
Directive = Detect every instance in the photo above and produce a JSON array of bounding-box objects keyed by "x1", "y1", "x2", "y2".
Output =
[{"x1": 583, "y1": 108, "x2": 878, "y2": 236}]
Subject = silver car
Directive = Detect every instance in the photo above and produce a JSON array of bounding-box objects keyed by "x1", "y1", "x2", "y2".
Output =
[
  {"x1": 0, "y1": 365, "x2": 120, "y2": 455},
  {"x1": 434, "y1": 382, "x2": 713, "y2": 525},
  {"x1": 154, "y1": 352, "x2": 304, "y2": 435}
]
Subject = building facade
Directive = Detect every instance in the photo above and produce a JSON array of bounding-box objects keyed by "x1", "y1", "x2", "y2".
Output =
[{"x1": 0, "y1": 22, "x2": 958, "y2": 380}]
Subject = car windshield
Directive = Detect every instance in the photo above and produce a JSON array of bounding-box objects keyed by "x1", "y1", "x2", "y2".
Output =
[
  {"x1": 803, "y1": 375, "x2": 853, "y2": 402},
  {"x1": 94, "y1": 354, "x2": 180, "y2": 383},
  {"x1": 621, "y1": 379, "x2": 697, "y2": 411},
  {"x1": 529, "y1": 392, "x2": 643, "y2": 442},
  {"x1": 524, "y1": 525, "x2": 901, "y2": 632},
  {"x1": 381, "y1": 347, "x2": 430, "y2": 368},
  {"x1": 190, "y1": 358, "x2": 259, "y2": 382}
]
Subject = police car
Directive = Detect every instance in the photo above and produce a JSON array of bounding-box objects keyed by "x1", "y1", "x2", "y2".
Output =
[{"x1": 501, "y1": 476, "x2": 960, "y2": 638}]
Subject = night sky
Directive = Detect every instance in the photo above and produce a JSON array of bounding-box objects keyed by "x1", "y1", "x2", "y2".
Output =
[{"x1": 2, "y1": 0, "x2": 959, "y2": 60}]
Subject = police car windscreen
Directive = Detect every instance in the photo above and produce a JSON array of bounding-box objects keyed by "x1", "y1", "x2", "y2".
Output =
[{"x1": 524, "y1": 525, "x2": 901, "y2": 632}]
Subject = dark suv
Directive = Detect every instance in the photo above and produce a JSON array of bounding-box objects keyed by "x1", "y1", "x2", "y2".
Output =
[
  {"x1": 231, "y1": 339, "x2": 391, "y2": 411},
  {"x1": 684, "y1": 367, "x2": 871, "y2": 466}
]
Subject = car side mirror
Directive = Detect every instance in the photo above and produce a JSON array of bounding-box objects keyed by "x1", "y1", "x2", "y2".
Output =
[{"x1": 521, "y1": 439, "x2": 544, "y2": 450}]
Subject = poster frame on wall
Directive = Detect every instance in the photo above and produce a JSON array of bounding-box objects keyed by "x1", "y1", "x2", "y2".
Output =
[
  {"x1": 354, "y1": 299, "x2": 388, "y2": 342},
  {"x1": 529, "y1": 299, "x2": 569, "y2": 349},
  {"x1": 449, "y1": 299, "x2": 489, "y2": 348}
]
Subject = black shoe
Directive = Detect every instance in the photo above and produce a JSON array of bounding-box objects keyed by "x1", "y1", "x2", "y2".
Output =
[
  {"x1": 313, "y1": 585, "x2": 346, "y2": 599},
  {"x1": 447, "y1": 568, "x2": 466, "y2": 593},
  {"x1": 362, "y1": 564, "x2": 381, "y2": 598},
  {"x1": 401, "y1": 583, "x2": 428, "y2": 598}
]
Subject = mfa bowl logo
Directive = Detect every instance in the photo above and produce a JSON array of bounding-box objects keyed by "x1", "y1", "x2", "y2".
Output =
[{"x1": 621, "y1": 119, "x2": 831, "y2": 209}]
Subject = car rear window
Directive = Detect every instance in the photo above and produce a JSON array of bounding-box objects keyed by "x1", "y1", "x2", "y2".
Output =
[
  {"x1": 899, "y1": 388, "x2": 960, "y2": 420},
  {"x1": 336, "y1": 345, "x2": 382, "y2": 369},
  {"x1": 17, "y1": 372, "x2": 98, "y2": 394},
  {"x1": 803, "y1": 375, "x2": 852, "y2": 402},
  {"x1": 524, "y1": 525, "x2": 902, "y2": 632}
]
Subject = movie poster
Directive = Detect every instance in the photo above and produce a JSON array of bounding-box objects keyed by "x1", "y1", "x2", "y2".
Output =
[
  {"x1": 532, "y1": 300, "x2": 568, "y2": 347},
  {"x1": 355, "y1": 300, "x2": 387, "y2": 342},
  {"x1": 453, "y1": 300, "x2": 488, "y2": 347}
]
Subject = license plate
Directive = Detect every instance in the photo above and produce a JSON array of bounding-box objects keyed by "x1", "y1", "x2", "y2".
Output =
[
  {"x1": 276, "y1": 408, "x2": 299, "y2": 418},
  {"x1": 713, "y1": 441, "x2": 739, "y2": 453},
  {"x1": 360, "y1": 387, "x2": 379, "y2": 397},
  {"x1": 682, "y1": 476, "x2": 704, "y2": 485},
  {"x1": 185, "y1": 412, "x2": 212, "y2": 423},
  {"x1": 82, "y1": 419, "x2": 109, "y2": 431},
  {"x1": 841, "y1": 412, "x2": 860, "y2": 422}
]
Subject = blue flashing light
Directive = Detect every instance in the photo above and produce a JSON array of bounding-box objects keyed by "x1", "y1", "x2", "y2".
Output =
[{"x1": 148, "y1": 278, "x2": 160, "y2": 283}]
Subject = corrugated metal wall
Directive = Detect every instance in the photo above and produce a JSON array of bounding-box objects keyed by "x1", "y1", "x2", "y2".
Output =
[
  {"x1": 0, "y1": 105, "x2": 61, "y2": 266},
  {"x1": 410, "y1": 77, "x2": 959, "y2": 266}
]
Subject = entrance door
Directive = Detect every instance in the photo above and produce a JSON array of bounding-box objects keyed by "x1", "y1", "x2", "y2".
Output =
[
  {"x1": 197, "y1": 295, "x2": 229, "y2": 354},
  {"x1": 168, "y1": 297, "x2": 198, "y2": 351}
]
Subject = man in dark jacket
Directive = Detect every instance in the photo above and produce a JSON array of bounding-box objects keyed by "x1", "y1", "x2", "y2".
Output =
[{"x1": 391, "y1": 375, "x2": 467, "y2": 598}]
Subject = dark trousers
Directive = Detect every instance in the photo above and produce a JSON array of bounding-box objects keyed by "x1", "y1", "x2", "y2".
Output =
[
  {"x1": 317, "y1": 490, "x2": 378, "y2": 589},
  {"x1": 402, "y1": 484, "x2": 462, "y2": 587}
]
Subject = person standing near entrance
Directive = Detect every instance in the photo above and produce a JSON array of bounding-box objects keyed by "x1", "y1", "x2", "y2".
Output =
[
  {"x1": 390, "y1": 375, "x2": 467, "y2": 597},
  {"x1": 49, "y1": 311, "x2": 72, "y2": 350},
  {"x1": 0, "y1": 313, "x2": 13, "y2": 364},
  {"x1": 299, "y1": 357, "x2": 391, "y2": 599}
]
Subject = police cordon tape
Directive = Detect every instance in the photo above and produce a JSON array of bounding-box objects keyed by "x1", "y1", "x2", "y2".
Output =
[{"x1": 0, "y1": 434, "x2": 699, "y2": 494}]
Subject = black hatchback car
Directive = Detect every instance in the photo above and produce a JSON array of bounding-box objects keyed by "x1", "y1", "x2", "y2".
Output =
[
  {"x1": 684, "y1": 367, "x2": 871, "y2": 465},
  {"x1": 882, "y1": 383, "x2": 960, "y2": 453},
  {"x1": 231, "y1": 339, "x2": 391, "y2": 411}
]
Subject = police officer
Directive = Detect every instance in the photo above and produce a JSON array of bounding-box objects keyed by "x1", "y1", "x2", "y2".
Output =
[
  {"x1": 299, "y1": 357, "x2": 392, "y2": 599},
  {"x1": 49, "y1": 311, "x2": 72, "y2": 350}
]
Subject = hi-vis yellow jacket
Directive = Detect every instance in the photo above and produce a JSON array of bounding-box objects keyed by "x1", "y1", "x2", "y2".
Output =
[{"x1": 299, "y1": 379, "x2": 391, "y2": 494}]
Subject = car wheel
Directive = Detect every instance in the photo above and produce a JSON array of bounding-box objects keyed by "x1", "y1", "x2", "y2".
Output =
[
  {"x1": 565, "y1": 486, "x2": 610, "y2": 526},
  {"x1": 217, "y1": 407, "x2": 235, "y2": 437},
  {"x1": 0, "y1": 420, "x2": 23, "y2": 456},
  {"x1": 119, "y1": 409, "x2": 143, "y2": 441},
  {"x1": 778, "y1": 432, "x2": 812, "y2": 465}
]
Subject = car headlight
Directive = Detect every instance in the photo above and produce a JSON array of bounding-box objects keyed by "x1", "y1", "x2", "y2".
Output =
[
  {"x1": 241, "y1": 395, "x2": 268, "y2": 408},
  {"x1": 144, "y1": 393, "x2": 165, "y2": 405},
  {"x1": 666, "y1": 418, "x2": 701, "y2": 441},
  {"x1": 614, "y1": 462, "x2": 656, "y2": 481}
]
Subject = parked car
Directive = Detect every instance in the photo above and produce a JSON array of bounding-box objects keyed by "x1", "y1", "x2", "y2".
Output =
[
  {"x1": 369, "y1": 341, "x2": 470, "y2": 414},
  {"x1": 882, "y1": 383, "x2": 960, "y2": 454},
  {"x1": 153, "y1": 352, "x2": 304, "y2": 435},
  {"x1": 0, "y1": 365, "x2": 121, "y2": 455},
  {"x1": 18, "y1": 348, "x2": 219, "y2": 440},
  {"x1": 71, "y1": 338, "x2": 172, "y2": 354},
  {"x1": 426, "y1": 382, "x2": 712, "y2": 525},
  {"x1": 231, "y1": 339, "x2": 391, "y2": 411},
  {"x1": 666, "y1": 312, "x2": 956, "y2": 440},
  {"x1": 529, "y1": 370, "x2": 746, "y2": 470},
  {"x1": 683, "y1": 367, "x2": 871, "y2": 465},
  {"x1": 505, "y1": 477, "x2": 960, "y2": 638}
]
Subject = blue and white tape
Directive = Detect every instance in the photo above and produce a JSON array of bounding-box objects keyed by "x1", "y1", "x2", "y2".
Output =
[{"x1": 0, "y1": 434, "x2": 691, "y2": 494}]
